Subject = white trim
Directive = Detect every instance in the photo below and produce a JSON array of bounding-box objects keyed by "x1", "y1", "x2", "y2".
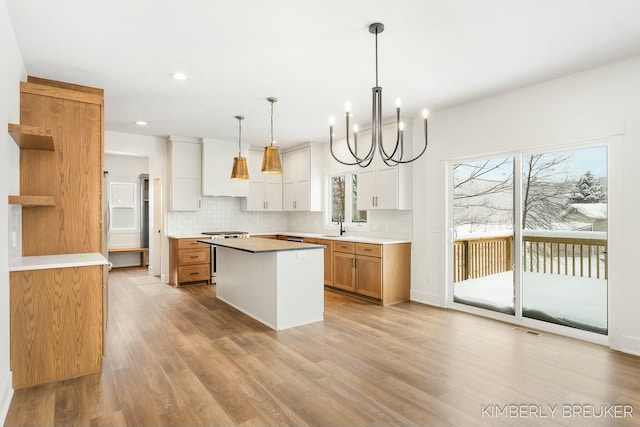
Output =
[
  {"x1": 0, "y1": 373, "x2": 13, "y2": 426},
  {"x1": 410, "y1": 290, "x2": 444, "y2": 307},
  {"x1": 445, "y1": 140, "x2": 611, "y2": 344}
]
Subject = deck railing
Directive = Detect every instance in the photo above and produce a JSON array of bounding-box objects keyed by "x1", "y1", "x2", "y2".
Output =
[
  {"x1": 453, "y1": 235, "x2": 513, "y2": 283},
  {"x1": 522, "y1": 231, "x2": 607, "y2": 280},
  {"x1": 453, "y1": 231, "x2": 607, "y2": 282}
]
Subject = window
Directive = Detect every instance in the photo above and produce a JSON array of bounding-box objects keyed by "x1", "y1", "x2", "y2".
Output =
[
  {"x1": 329, "y1": 173, "x2": 367, "y2": 224},
  {"x1": 110, "y1": 182, "x2": 137, "y2": 231}
]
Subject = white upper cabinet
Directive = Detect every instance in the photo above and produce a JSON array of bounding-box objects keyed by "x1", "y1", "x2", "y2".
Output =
[
  {"x1": 202, "y1": 138, "x2": 249, "y2": 197},
  {"x1": 168, "y1": 136, "x2": 202, "y2": 211},
  {"x1": 241, "y1": 148, "x2": 282, "y2": 211},
  {"x1": 356, "y1": 125, "x2": 412, "y2": 211},
  {"x1": 282, "y1": 143, "x2": 322, "y2": 211}
]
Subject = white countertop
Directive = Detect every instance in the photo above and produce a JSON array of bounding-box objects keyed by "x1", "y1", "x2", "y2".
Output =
[
  {"x1": 168, "y1": 234, "x2": 211, "y2": 239},
  {"x1": 250, "y1": 232, "x2": 411, "y2": 245},
  {"x1": 10, "y1": 252, "x2": 109, "y2": 272},
  {"x1": 167, "y1": 232, "x2": 410, "y2": 244}
]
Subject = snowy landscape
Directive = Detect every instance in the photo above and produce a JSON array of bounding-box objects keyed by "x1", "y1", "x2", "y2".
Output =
[
  {"x1": 454, "y1": 271, "x2": 607, "y2": 334},
  {"x1": 452, "y1": 147, "x2": 608, "y2": 334}
]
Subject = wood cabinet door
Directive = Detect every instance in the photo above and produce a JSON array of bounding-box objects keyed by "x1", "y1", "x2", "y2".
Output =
[
  {"x1": 316, "y1": 239, "x2": 334, "y2": 286},
  {"x1": 332, "y1": 252, "x2": 355, "y2": 291},
  {"x1": 355, "y1": 255, "x2": 382, "y2": 299},
  {"x1": 10, "y1": 266, "x2": 103, "y2": 388}
]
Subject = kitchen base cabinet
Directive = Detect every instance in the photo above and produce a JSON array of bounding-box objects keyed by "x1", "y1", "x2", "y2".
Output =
[
  {"x1": 10, "y1": 266, "x2": 104, "y2": 389},
  {"x1": 169, "y1": 238, "x2": 211, "y2": 286},
  {"x1": 330, "y1": 241, "x2": 410, "y2": 305},
  {"x1": 355, "y1": 255, "x2": 382, "y2": 299},
  {"x1": 303, "y1": 238, "x2": 333, "y2": 286}
]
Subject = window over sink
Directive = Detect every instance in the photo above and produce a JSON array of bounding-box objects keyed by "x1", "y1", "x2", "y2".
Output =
[{"x1": 329, "y1": 173, "x2": 367, "y2": 226}]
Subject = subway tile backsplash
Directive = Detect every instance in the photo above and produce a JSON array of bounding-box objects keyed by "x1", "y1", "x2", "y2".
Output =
[
  {"x1": 167, "y1": 197, "x2": 289, "y2": 235},
  {"x1": 168, "y1": 196, "x2": 412, "y2": 240}
]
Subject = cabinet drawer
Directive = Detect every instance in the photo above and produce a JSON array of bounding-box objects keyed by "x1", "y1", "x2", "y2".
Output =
[
  {"x1": 178, "y1": 248, "x2": 210, "y2": 265},
  {"x1": 178, "y1": 238, "x2": 209, "y2": 249},
  {"x1": 334, "y1": 241, "x2": 356, "y2": 253},
  {"x1": 178, "y1": 264, "x2": 210, "y2": 282},
  {"x1": 356, "y1": 243, "x2": 382, "y2": 257}
]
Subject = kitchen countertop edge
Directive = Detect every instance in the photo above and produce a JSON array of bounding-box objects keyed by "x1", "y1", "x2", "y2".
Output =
[
  {"x1": 10, "y1": 252, "x2": 109, "y2": 272},
  {"x1": 250, "y1": 232, "x2": 411, "y2": 245},
  {"x1": 198, "y1": 238, "x2": 325, "y2": 254}
]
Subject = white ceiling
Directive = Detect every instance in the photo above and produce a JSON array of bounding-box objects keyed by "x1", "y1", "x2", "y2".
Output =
[{"x1": 6, "y1": 0, "x2": 640, "y2": 148}]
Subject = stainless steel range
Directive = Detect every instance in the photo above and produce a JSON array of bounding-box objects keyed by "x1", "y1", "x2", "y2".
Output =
[{"x1": 201, "y1": 231, "x2": 249, "y2": 283}]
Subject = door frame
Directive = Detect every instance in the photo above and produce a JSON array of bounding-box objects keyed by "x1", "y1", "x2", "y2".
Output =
[{"x1": 446, "y1": 139, "x2": 611, "y2": 346}]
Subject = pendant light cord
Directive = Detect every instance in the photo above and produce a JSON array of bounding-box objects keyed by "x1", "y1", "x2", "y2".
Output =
[
  {"x1": 270, "y1": 101, "x2": 274, "y2": 146},
  {"x1": 238, "y1": 118, "x2": 242, "y2": 156}
]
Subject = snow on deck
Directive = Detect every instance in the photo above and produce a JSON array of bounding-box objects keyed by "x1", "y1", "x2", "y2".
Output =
[{"x1": 454, "y1": 271, "x2": 607, "y2": 332}]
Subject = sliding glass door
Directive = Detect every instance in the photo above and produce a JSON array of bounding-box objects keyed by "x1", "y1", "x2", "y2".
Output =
[
  {"x1": 452, "y1": 157, "x2": 515, "y2": 315},
  {"x1": 521, "y1": 146, "x2": 608, "y2": 334},
  {"x1": 450, "y1": 145, "x2": 608, "y2": 335}
]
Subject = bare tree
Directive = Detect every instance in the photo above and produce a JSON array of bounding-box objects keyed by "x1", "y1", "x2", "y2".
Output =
[
  {"x1": 521, "y1": 153, "x2": 572, "y2": 229},
  {"x1": 453, "y1": 159, "x2": 514, "y2": 232},
  {"x1": 453, "y1": 153, "x2": 573, "y2": 232}
]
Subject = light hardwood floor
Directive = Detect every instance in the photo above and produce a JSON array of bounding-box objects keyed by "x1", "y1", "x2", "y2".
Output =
[{"x1": 5, "y1": 268, "x2": 640, "y2": 426}]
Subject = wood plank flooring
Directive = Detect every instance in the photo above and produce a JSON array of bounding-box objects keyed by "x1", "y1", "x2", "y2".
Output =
[{"x1": 5, "y1": 268, "x2": 640, "y2": 426}]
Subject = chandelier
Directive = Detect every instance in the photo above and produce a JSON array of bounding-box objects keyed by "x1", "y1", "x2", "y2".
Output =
[{"x1": 330, "y1": 23, "x2": 428, "y2": 167}]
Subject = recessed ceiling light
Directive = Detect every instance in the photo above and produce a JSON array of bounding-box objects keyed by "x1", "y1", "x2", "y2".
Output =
[
  {"x1": 170, "y1": 72, "x2": 187, "y2": 80},
  {"x1": 135, "y1": 121, "x2": 148, "y2": 126}
]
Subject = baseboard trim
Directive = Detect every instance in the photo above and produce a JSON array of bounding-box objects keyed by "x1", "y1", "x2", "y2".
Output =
[
  {"x1": 410, "y1": 290, "x2": 444, "y2": 307},
  {"x1": 611, "y1": 334, "x2": 640, "y2": 357},
  {"x1": 0, "y1": 372, "x2": 13, "y2": 426}
]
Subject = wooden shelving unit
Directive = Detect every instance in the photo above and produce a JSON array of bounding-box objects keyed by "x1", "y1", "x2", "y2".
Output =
[
  {"x1": 8, "y1": 195, "x2": 55, "y2": 207},
  {"x1": 8, "y1": 123, "x2": 55, "y2": 151},
  {"x1": 8, "y1": 123, "x2": 56, "y2": 207}
]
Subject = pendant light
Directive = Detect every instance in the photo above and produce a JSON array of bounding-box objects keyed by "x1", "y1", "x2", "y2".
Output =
[
  {"x1": 261, "y1": 97, "x2": 283, "y2": 174},
  {"x1": 230, "y1": 115, "x2": 249, "y2": 180}
]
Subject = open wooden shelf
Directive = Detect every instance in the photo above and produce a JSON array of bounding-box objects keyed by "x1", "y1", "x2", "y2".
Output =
[
  {"x1": 8, "y1": 195, "x2": 55, "y2": 207},
  {"x1": 8, "y1": 124, "x2": 55, "y2": 151}
]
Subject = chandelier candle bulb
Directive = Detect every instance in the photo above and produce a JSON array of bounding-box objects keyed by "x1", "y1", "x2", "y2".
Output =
[
  {"x1": 345, "y1": 102, "x2": 351, "y2": 113},
  {"x1": 423, "y1": 109, "x2": 429, "y2": 119},
  {"x1": 396, "y1": 98, "x2": 401, "y2": 108}
]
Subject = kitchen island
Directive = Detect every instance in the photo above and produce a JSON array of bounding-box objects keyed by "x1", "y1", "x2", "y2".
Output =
[{"x1": 198, "y1": 237, "x2": 325, "y2": 330}]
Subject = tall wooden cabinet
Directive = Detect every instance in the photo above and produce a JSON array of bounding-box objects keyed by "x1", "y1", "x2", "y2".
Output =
[
  {"x1": 9, "y1": 77, "x2": 106, "y2": 388},
  {"x1": 18, "y1": 77, "x2": 104, "y2": 255}
]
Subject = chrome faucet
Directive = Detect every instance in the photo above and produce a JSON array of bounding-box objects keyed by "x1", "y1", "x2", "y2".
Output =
[{"x1": 338, "y1": 214, "x2": 346, "y2": 236}]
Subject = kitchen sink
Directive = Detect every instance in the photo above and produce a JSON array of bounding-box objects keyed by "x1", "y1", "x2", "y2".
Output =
[{"x1": 321, "y1": 234, "x2": 343, "y2": 238}]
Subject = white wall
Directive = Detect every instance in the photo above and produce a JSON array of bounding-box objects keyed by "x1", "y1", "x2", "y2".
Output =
[
  {"x1": 411, "y1": 55, "x2": 640, "y2": 355},
  {"x1": 0, "y1": 0, "x2": 25, "y2": 421}
]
